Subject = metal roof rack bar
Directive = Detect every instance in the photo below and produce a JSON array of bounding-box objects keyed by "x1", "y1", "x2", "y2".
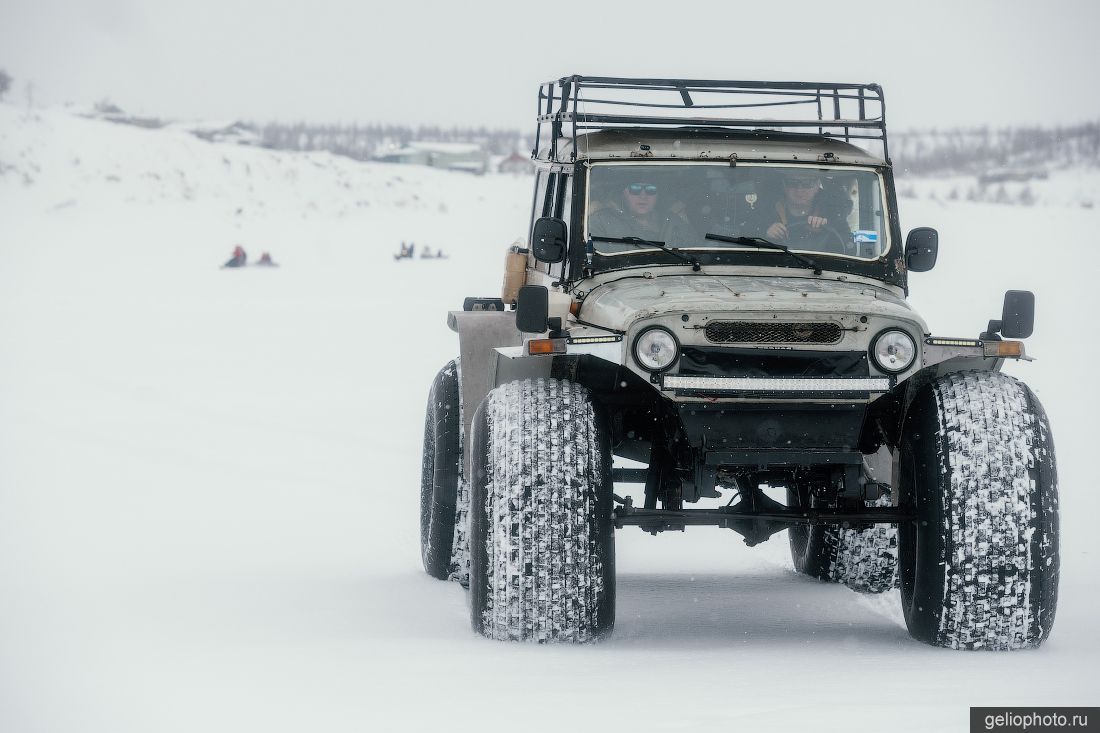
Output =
[
  {"x1": 542, "y1": 114, "x2": 884, "y2": 128},
  {"x1": 534, "y1": 75, "x2": 890, "y2": 164}
]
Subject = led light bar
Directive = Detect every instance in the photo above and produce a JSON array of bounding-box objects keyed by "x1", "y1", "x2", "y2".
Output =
[
  {"x1": 567, "y1": 335, "x2": 622, "y2": 344},
  {"x1": 662, "y1": 376, "x2": 891, "y2": 393},
  {"x1": 926, "y1": 337, "x2": 983, "y2": 348}
]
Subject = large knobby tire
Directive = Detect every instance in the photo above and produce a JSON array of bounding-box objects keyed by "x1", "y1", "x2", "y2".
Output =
[
  {"x1": 420, "y1": 360, "x2": 462, "y2": 580},
  {"x1": 831, "y1": 496, "x2": 899, "y2": 594},
  {"x1": 469, "y1": 378, "x2": 615, "y2": 643},
  {"x1": 900, "y1": 371, "x2": 1059, "y2": 650},
  {"x1": 788, "y1": 494, "x2": 898, "y2": 594}
]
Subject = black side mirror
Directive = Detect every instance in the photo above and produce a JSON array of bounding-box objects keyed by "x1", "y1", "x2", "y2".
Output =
[
  {"x1": 515, "y1": 285, "x2": 549, "y2": 334},
  {"x1": 905, "y1": 227, "x2": 939, "y2": 272},
  {"x1": 999, "y1": 290, "x2": 1035, "y2": 339},
  {"x1": 532, "y1": 217, "x2": 567, "y2": 264}
]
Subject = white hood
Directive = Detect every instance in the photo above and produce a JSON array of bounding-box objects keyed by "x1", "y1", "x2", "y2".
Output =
[{"x1": 579, "y1": 273, "x2": 925, "y2": 333}]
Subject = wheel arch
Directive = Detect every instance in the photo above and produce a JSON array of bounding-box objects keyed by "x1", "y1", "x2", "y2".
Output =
[{"x1": 873, "y1": 356, "x2": 1006, "y2": 451}]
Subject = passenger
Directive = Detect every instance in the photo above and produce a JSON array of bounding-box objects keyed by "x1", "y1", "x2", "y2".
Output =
[
  {"x1": 588, "y1": 180, "x2": 696, "y2": 247},
  {"x1": 764, "y1": 172, "x2": 853, "y2": 252}
]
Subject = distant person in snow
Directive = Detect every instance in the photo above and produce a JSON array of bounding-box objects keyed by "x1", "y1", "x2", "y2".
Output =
[
  {"x1": 256, "y1": 252, "x2": 278, "y2": 267},
  {"x1": 223, "y1": 245, "x2": 247, "y2": 268},
  {"x1": 420, "y1": 247, "x2": 434, "y2": 259}
]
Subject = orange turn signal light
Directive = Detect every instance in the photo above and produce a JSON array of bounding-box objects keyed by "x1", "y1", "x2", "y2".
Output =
[
  {"x1": 527, "y1": 338, "x2": 567, "y2": 355},
  {"x1": 984, "y1": 340, "x2": 1025, "y2": 358}
]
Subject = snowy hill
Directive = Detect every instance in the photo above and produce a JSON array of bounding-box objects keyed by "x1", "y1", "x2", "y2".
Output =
[
  {"x1": 1, "y1": 104, "x2": 1097, "y2": 733},
  {"x1": 0, "y1": 104, "x2": 530, "y2": 280}
]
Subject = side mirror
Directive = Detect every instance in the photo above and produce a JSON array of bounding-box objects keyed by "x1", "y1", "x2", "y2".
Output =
[
  {"x1": 905, "y1": 227, "x2": 939, "y2": 272},
  {"x1": 1000, "y1": 290, "x2": 1035, "y2": 339},
  {"x1": 531, "y1": 217, "x2": 567, "y2": 264},
  {"x1": 515, "y1": 285, "x2": 549, "y2": 334}
]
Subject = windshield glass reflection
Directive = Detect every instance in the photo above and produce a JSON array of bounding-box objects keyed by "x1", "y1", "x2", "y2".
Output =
[{"x1": 586, "y1": 164, "x2": 888, "y2": 260}]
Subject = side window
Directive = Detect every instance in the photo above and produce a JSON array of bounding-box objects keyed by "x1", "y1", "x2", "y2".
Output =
[
  {"x1": 531, "y1": 171, "x2": 574, "y2": 278},
  {"x1": 529, "y1": 170, "x2": 550, "y2": 243},
  {"x1": 556, "y1": 174, "x2": 573, "y2": 229},
  {"x1": 549, "y1": 174, "x2": 572, "y2": 279}
]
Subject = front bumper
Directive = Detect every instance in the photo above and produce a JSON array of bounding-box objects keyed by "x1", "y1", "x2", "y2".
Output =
[{"x1": 661, "y1": 374, "x2": 892, "y2": 398}]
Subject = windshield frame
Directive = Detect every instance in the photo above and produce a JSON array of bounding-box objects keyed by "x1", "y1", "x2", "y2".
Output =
[{"x1": 584, "y1": 160, "x2": 893, "y2": 263}]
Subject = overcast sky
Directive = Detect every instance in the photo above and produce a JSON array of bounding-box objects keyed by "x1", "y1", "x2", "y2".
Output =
[{"x1": 2, "y1": 0, "x2": 1098, "y2": 131}]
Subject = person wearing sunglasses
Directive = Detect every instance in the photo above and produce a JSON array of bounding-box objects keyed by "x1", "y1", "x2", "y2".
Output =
[
  {"x1": 588, "y1": 179, "x2": 696, "y2": 248},
  {"x1": 764, "y1": 172, "x2": 852, "y2": 252}
]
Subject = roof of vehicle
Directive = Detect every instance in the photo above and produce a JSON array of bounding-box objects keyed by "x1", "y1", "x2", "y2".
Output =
[{"x1": 545, "y1": 128, "x2": 886, "y2": 167}]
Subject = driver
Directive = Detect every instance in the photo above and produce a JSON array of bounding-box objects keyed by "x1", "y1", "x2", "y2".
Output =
[
  {"x1": 764, "y1": 172, "x2": 852, "y2": 249},
  {"x1": 588, "y1": 179, "x2": 696, "y2": 246}
]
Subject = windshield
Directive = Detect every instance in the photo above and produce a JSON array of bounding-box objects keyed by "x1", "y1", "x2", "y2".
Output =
[{"x1": 586, "y1": 163, "x2": 889, "y2": 260}]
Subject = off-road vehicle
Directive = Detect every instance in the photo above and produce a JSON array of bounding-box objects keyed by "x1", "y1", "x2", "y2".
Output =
[{"x1": 420, "y1": 76, "x2": 1058, "y2": 649}]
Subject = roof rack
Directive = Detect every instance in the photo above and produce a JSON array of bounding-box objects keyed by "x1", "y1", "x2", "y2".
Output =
[{"x1": 533, "y1": 75, "x2": 889, "y2": 164}]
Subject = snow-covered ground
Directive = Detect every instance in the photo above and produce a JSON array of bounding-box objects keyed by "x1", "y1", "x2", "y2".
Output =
[{"x1": 1, "y1": 104, "x2": 1097, "y2": 732}]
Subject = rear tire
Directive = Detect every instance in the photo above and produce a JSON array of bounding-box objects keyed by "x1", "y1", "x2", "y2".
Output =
[
  {"x1": 787, "y1": 499, "x2": 836, "y2": 581},
  {"x1": 831, "y1": 497, "x2": 898, "y2": 594},
  {"x1": 419, "y1": 360, "x2": 462, "y2": 580},
  {"x1": 900, "y1": 371, "x2": 1059, "y2": 650},
  {"x1": 788, "y1": 491, "x2": 897, "y2": 594},
  {"x1": 469, "y1": 379, "x2": 615, "y2": 643}
]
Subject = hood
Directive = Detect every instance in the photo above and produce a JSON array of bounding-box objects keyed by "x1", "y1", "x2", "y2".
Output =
[{"x1": 579, "y1": 273, "x2": 924, "y2": 332}]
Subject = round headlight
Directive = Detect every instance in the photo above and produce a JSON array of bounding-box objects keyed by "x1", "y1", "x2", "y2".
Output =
[
  {"x1": 871, "y1": 329, "x2": 917, "y2": 373},
  {"x1": 634, "y1": 327, "x2": 679, "y2": 372}
]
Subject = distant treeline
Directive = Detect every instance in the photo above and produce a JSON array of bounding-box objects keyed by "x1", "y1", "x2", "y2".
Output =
[
  {"x1": 892, "y1": 122, "x2": 1100, "y2": 176},
  {"x1": 258, "y1": 122, "x2": 529, "y2": 160},
  {"x1": 254, "y1": 119, "x2": 1100, "y2": 174}
]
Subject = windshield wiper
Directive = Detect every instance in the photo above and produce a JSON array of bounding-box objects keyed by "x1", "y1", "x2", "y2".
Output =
[
  {"x1": 590, "y1": 235, "x2": 701, "y2": 272},
  {"x1": 704, "y1": 233, "x2": 822, "y2": 275}
]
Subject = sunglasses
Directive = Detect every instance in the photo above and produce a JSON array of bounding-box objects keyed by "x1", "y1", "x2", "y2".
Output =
[
  {"x1": 627, "y1": 183, "x2": 658, "y2": 195},
  {"x1": 785, "y1": 179, "x2": 818, "y2": 189}
]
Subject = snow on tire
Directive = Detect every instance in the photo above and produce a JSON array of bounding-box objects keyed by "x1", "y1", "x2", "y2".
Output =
[
  {"x1": 900, "y1": 370, "x2": 1059, "y2": 650},
  {"x1": 419, "y1": 360, "x2": 463, "y2": 580},
  {"x1": 469, "y1": 378, "x2": 615, "y2": 643},
  {"x1": 789, "y1": 494, "x2": 898, "y2": 594},
  {"x1": 447, "y1": 476, "x2": 470, "y2": 587},
  {"x1": 830, "y1": 496, "x2": 898, "y2": 594}
]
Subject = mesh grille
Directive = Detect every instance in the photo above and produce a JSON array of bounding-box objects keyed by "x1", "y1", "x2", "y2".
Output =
[{"x1": 704, "y1": 321, "x2": 843, "y2": 345}]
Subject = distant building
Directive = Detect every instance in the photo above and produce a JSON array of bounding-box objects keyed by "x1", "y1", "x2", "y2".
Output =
[
  {"x1": 498, "y1": 152, "x2": 535, "y2": 175},
  {"x1": 377, "y1": 141, "x2": 489, "y2": 174}
]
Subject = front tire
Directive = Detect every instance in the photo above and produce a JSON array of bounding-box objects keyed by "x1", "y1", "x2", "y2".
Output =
[
  {"x1": 469, "y1": 379, "x2": 615, "y2": 643},
  {"x1": 900, "y1": 371, "x2": 1059, "y2": 650}
]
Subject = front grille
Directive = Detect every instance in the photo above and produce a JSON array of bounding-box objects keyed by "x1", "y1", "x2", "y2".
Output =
[{"x1": 704, "y1": 321, "x2": 842, "y2": 345}]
